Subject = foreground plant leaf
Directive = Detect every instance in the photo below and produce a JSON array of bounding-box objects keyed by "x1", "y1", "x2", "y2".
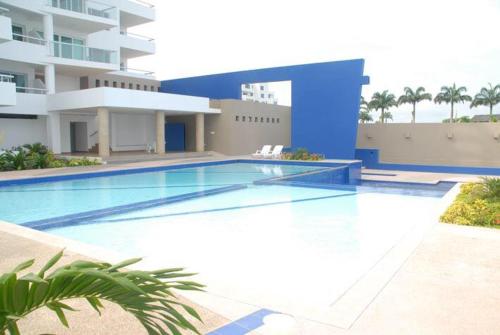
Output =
[{"x1": 0, "y1": 251, "x2": 203, "y2": 335}]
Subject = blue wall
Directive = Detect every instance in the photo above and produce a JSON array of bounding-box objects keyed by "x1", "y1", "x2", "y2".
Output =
[{"x1": 161, "y1": 60, "x2": 369, "y2": 159}]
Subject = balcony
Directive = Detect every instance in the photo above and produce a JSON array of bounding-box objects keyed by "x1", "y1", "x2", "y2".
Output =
[
  {"x1": 110, "y1": 66, "x2": 155, "y2": 80},
  {"x1": 119, "y1": 31, "x2": 155, "y2": 58},
  {"x1": 0, "y1": 75, "x2": 16, "y2": 107},
  {"x1": 0, "y1": 34, "x2": 47, "y2": 65},
  {"x1": 44, "y1": 0, "x2": 118, "y2": 34},
  {"x1": 0, "y1": 91, "x2": 47, "y2": 116},
  {"x1": 48, "y1": 40, "x2": 119, "y2": 74},
  {"x1": 119, "y1": 0, "x2": 155, "y2": 28},
  {"x1": 0, "y1": 8, "x2": 11, "y2": 43}
]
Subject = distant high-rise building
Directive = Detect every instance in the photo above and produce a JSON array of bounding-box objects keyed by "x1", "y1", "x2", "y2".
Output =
[{"x1": 241, "y1": 83, "x2": 278, "y2": 104}]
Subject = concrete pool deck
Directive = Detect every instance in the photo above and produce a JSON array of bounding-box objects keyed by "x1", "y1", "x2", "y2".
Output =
[
  {"x1": 1, "y1": 156, "x2": 499, "y2": 334},
  {"x1": 1, "y1": 220, "x2": 499, "y2": 334}
]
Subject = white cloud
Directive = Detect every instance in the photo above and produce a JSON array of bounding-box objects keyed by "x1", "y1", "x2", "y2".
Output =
[{"x1": 130, "y1": 0, "x2": 500, "y2": 122}]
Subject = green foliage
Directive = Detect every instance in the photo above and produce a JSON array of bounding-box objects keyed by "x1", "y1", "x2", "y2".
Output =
[
  {"x1": 434, "y1": 83, "x2": 472, "y2": 123},
  {"x1": 440, "y1": 178, "x2": 500, "y2": 228},
  {"x1": 470, "y1": 83, "x2": 500, "y2": 121},
  {"x1": 368, "y1": 90, "x2": 397, "y2": 123},
  {"x1": 0, "y1": 144, "x2": 100, "y2": 172},
  {"x1": 282, "y1": 148, "x2": 324, "y2": 161},
  {"x1": 0, "y1": 251, "x2": 204, "y2": 335},
  {"x1": 397, "y1": 87, "x2": 432, "y2": 123},
  {"x1": 456, "y1": 116, "x2": 471, "y2": 123}
]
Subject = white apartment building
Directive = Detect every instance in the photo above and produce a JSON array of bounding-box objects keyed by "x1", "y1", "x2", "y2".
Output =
[
  {"x1": 0, "y1": 0, "x2": 218, "y2": 157},
  {"x1": 241, "y1": 83, "x2": 278, "y2": 104}
]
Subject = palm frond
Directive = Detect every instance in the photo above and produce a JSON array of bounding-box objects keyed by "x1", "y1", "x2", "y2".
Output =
[{"x1": 0, "y1": 252, "x2": 204, "y2": 335}]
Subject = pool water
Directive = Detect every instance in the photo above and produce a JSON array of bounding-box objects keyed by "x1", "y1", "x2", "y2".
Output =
[
  {"x1": 0, "y1": 163, "x2": 321, "y2": 224},
  {"x1": 0, "y1": 161, "x2": 454, "y2": 321}
]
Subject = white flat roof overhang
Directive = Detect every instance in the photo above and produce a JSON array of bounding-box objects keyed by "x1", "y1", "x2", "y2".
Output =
[{"x1": 47, "y1": 87, "x2": 221, "y2": 114}]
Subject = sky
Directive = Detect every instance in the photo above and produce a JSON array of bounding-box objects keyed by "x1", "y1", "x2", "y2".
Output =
[{"x1": 129, "y1": 0, "x2": 500, "y2": 123}]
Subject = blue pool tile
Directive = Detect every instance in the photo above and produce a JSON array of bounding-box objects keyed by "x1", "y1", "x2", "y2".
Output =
[{"x1": 207, "y1": 308, "x2": 277, "y2": 335}]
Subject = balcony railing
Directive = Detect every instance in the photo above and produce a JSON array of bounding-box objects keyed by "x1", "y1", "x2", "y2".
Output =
[
  {"x1": 47, "y1": 0, "x2": 117, "y2": 20},
  {"x1": 12, "y1": 33, "x2": 47, "y2": 45},
  {"x1": 119, "y1": 66, "x2": 155, "y2": 76},
  {"x1": 16, "y1": 87, "x2": 48, "y2": 94},
  {"x1": 120, "y1": 31, "x2": 154, "y2": 42},
  {"x1": 0, "y1": 74, "x2": 14, "y2": 82},
  {"x1": 49, "y1": 41, "x2": 117, "y2": 64},
  {"x1": 128, "y1": 0, "x2": 154, "y2": 8}
]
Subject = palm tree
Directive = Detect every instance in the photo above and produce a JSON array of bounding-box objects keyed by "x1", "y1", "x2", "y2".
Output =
[
  {"x1": 397, "y1": 87, "x2": 432, "y2": 123},
  {"x1": 382, "y1": 111, "x2": 393, "y2": 122},
  {"x1": 369, "y1": 90, "x2": 397, "y2": 123},
  {"x1": 434, "y1": 84, "x2": 472, "y2": 123},
  {"x1": 470, "y1": 83, "x2": 500, "y2": 121},
  {"x1": 359, "y1": 96, "x2": 373, "y2": 123}
]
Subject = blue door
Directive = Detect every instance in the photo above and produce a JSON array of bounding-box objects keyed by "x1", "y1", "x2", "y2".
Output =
[{"x1": 165, "y1": 123, "x2": 185, "y2": 151}]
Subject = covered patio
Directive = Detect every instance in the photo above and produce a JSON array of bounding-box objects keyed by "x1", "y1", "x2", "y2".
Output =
[{"x1": 45, "y1": 87, "x2": 220, "y2": 157}]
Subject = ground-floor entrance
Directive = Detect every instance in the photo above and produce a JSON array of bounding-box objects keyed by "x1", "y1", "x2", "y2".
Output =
[
  {"x1": 165, "y1": 123, "x2": 186, "y2": 152},
  {"x1": 69, "y1": 121, "x2": 88, "y2": 152}
]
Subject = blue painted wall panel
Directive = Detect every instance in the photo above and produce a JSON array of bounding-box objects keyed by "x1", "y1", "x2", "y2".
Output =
[{"x1": 161, "y1": 60, "x2": 369, "y2": 159}]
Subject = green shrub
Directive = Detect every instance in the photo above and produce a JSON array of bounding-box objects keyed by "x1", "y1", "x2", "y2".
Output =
[
  {"x1": 441, "y1": 178, "x2": 500, "y2": 228},
  {"x1": 282, "y1": 148, "x2": 325, "y2": 161},
  {"x1": 0, "y1": 144, "x2": 100, "y2": 171}
]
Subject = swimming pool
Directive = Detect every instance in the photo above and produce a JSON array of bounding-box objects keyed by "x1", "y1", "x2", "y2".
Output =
[{"x1": 0, "y1": 160, "x2": 456, "y2": 328}]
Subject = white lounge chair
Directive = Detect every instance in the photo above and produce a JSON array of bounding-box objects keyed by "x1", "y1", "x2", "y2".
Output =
[
  {"x1": 264, "y1": 145, "x2": 284, "y2": 159},
  {"x1": 252, "y1": 145, "x2": 272, "y2": 158}
]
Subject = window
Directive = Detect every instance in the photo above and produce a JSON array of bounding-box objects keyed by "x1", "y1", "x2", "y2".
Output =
[
  {"x1": 136, "y1": 84, "x2": 140, "y2": 90},
  {"x1": 104, "y1": 80, "x2": 109, "y2": 87},
  {"x1": 272, "y1": 118, "x2": 275, "y2": 123},
  {"x1": 151, "y1": 86, "x2": 155, "y2": 91},
  {"x1": 248, "y1": 116, "x2": 252, "y2": 122},
  {"x1": 113, "y1": 81, "x2": 117, "y2": 88},
  {"x1": 95, "y1": 79, "x2": 100, "y2": 87},
  {"x1": 261, "y1": 94, "x2": 265, "y2": 98},
  {"x1": 266, "y1": 118, "x2": 270, "y2": 123},
  {"x1": 12, "y1": 24, "x2": 24, "y2": 41},
  {"x1": 242, "y1": 116, "x2": 246, "y2": 122},
  {"x1": 121, "y1": 82, "x2": 125, "y2": 89},
  {"x1": 260, "y1": 117, "x2": 264, "y2": 122},
  {"x1": 235, "y1": 116, "x2": 239, "y2": 121},
  {"x1": 277, "y1": 118, "x2": 280, "y2": 123},
  {"x1": 254, "y1": 117, "x2": 258, "y2": 122},
  {"x1": 53, "y1": 34, "x2": 84, "y2": 60},
  {"x1": 269, "y1": 94, "x2": 273, "y2": 98},
  {"x1": 245, "y1": 84, "x2": 250, "y2": 88},
  {"x1": 129, "y1": 83, "x2": 133, "y2": 89},
  {"x1": 144, "y1": 85, "x2": 148, "y2": 91},
  {"x1": 260, "y1": 85, "x2": 264, "y2": 90}
]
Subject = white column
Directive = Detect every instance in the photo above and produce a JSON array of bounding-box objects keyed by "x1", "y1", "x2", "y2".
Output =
[
  {"x1": 47, "y1": 112, "x2": 61, "y2": 154},
  {"x1": 97, "y1": 108, "x2": 110, "y2": 157},
  {"x1": 195, "y1": 113, "x2": 205, "y2": 152},
  {"x1": 155, "y1": 111, "x2": 165, "y2": 154},
  {"x1": 43, "y1": 14, "x2": 55, "y2": 94}
]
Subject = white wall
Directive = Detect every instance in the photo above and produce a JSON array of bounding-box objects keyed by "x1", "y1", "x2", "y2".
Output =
[
  {"x1": 0, "y1": 93, "x2": 47, "y2": 115},
  {"x1": 55, "y1": 74, "x2": 80, "y2": 93},
  {"x1": 0, "y1": 117, "x2": 48, "y2": 149}
]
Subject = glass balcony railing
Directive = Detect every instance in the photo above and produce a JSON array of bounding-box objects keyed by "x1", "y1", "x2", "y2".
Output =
[
  {"x1": 128, "y1": 0, "x2": 154, "y2": 8},
  {"x1": 119, "y1": 66, "x2": 155, "y2": 76},
  {"x1": 49, "y1": 41, "x2": 117, "y2": 65},
  {"x1": 47, "y1": 0, "x2": 117, "y2": 20},
  {"x1": 120, "y1": 31, "x2": 154, "y2": 42}
]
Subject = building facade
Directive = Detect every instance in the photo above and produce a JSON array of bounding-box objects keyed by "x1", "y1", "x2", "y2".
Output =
[
  {"x1": 241, "y1": 83, "x2": 278, "y2": 104},
  {"x1": 0, "y1": 0, "x2": 217, "y2": 156}
]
